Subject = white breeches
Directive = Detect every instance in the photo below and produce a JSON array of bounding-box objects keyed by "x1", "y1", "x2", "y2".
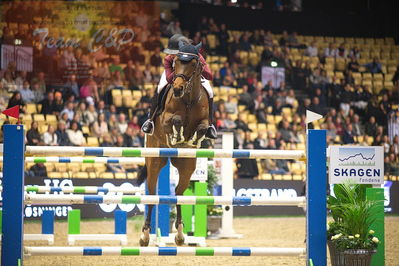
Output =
[{"x1": 157, "y1": 71, "x2": 213, "y2": 98}]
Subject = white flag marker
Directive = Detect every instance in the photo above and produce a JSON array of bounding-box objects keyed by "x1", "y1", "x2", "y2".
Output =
[{"x1": 306, "y1": 110, "x2": 323, "y2": 124}]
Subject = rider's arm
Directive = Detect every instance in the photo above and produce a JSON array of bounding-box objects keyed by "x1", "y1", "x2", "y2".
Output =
[
  {"x1": 199, "y1": 54, "x2": 213, "y2": 81},
  {"x1": 164, "y1": 55, "x2": 175, "y2": 83}
]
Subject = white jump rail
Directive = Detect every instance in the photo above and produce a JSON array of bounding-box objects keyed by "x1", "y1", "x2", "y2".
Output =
[
  {"x1": 25, "y1": 146, "x2": 306, "y2": 160},
  {"x1": 24, "y1": 246, "x2": 306, "y2": 256},
  {"x1": 24, "y1": 194, "x2": 307, "y2": 207}
]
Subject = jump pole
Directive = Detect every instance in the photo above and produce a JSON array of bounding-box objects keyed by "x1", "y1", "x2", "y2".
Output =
[{"x1": 1, "y1": 125, "x2": 327, "y2": 264}]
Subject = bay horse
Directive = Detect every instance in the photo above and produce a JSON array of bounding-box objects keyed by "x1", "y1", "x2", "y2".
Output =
[{"x1": 137, "y1": 42, "x2": 210, "y2": 246}]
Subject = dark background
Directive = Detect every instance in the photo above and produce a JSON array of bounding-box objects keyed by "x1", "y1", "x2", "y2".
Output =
[{"x1": 177, "y1": 0, "x2": 398, "y2": 41}]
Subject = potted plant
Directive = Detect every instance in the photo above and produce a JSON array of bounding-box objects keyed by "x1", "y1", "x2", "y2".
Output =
[
  {"x1": 206, "y1": 164, "x2": 223, "y2": 234},
  {"x1": 327, "y1": 183, "x2": 380, "y2": 266}
]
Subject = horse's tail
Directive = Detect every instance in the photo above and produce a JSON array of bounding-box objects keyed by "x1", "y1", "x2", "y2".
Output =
[{"x1": 136, "y1": 164, "x2": 147, "y2": 186}]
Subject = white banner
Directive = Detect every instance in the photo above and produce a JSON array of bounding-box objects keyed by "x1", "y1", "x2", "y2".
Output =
[
  {"x1": 261, "y1": 66, "x2": 285, "y2": 89},
  {"x1": 170, "y1": 158, "x2": 208, "y2": 183},
  {"x1": 329, "y1": 146, "x2": 384, "y2": 184},
  {"x1": 1, "y1": 44, "x2": 33, "y2": 72}
]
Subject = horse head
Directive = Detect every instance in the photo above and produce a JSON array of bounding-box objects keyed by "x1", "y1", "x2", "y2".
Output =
[{"x1": 173, "y1": 42, "x2": 202, "y2": 98}]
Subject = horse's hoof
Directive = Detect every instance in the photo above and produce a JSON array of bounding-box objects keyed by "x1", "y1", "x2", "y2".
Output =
[
  {"x1": 175, "y1": 234, "x2": 185, "y2": 246},
  {"x1": 139, "y1": 237, "x2": 149, "y2": 247}
]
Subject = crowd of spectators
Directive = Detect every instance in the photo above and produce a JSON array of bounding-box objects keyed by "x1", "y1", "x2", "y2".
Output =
[{"x1": 1, "y1": 2, "x2": 399, "y2": 178}]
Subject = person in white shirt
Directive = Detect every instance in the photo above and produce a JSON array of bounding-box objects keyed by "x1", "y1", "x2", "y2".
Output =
[
  {"x1": 83, "y1": 104, "x2": 98, "y2": 125},
  {"x1": 324, "y1": 43, "x2": 338, "y2": 57},
  {"x1": 305, "y1": 42, "x2": 318, "y2": 57},
  {"x1": 42, "y1": 125, "x2": 58, "y2": 146},
  {"x1": 117, "y1": 113, "x2": 128, "y2": 134},
  {"x1": 67, "y1": 121, "x2": 85, "y2": 146}
]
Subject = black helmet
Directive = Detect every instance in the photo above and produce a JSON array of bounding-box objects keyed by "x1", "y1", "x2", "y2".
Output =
[{"x1": 164, "y1": 34, "x2": 190, "y2": 55}]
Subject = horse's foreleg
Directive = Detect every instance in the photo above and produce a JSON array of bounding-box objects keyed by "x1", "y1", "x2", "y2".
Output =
[
  {"x1": 188, "y1": 121, "x2": 208, "y2": 148},
  {"x1": 171, "y1": 158, "x2": 197, "y2": 246},
  {"x1": 140, "y1": 157, "x2": 167, "y2": 246},
  {"x1": 170, "y1": 115, "x2": 184, "y2": 145}
]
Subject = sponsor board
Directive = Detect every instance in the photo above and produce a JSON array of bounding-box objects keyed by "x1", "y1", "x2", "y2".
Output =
[
  {"x1": 0, "y1": 176, "x2": 144, "y2": 219},
  {"x1": 329, "y1": 146, "x2": 384, "y2": 184}
]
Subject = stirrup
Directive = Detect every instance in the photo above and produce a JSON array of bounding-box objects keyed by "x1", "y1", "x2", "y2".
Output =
[{"x1": 141, "y1": 120, "x2": 155, "y2": 135}]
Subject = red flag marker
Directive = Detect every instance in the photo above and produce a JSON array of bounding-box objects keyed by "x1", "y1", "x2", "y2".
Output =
[{"x1": 2, "y1": 105, "x2": 20, "y2": 123}]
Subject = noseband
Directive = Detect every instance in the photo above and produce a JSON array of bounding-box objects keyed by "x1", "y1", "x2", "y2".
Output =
[{"x1": 174, "y1": 57, "x2": 201, "y2": 96}]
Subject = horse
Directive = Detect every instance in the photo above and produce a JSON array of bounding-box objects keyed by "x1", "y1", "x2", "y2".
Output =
[{"x1": 137, "y1": 42, "x2": 210, "y2": 246}]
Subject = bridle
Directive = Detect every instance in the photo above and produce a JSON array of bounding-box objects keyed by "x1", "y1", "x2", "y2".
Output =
[{"x1": 173, "y1": 56, "x2": 202, "y2": 96}]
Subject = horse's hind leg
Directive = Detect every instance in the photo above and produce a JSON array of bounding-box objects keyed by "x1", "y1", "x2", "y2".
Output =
[
  {"x1": 140, "y1": 157, "x2": 167, "y2": 246},
  {"x1": 170, "y1": 158, "x2": 197, "y2": 246}
]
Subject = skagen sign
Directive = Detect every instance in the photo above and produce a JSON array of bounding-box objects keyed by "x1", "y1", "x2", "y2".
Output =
[
  {"x1": 329, "y1": 146, "x2": 384, "y2": 184},
  {"x1": 33, "y1": 27, "x2": 135, "y2": 52}
]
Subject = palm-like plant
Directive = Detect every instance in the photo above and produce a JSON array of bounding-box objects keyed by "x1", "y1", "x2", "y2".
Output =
[{"x1": 327, "y1": 183, "x2": 380, "y2": 251}]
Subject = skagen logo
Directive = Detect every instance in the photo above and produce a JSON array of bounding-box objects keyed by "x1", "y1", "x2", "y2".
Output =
[{"x1": 33, "y1": 27, "x2": 135, "y2": 52}]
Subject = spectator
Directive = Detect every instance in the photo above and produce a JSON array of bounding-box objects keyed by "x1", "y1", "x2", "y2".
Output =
[
  {"x1": 342, "y1": 124, "x2": 355, "y2": 144},
  {"x1": 67, "y1": 121, "x2": 85, "y2": 146},
  {"x1": 84, "y1": 104, "x2": 98, "y2": 125},
  {"x1": 55, "y1": 121, "x2": 71, "y2": 146},
  {"x1": 53, "y1": 92, "x2": 64, "y2": 116},
  {"x1": 30, "y1": 71, "x2": 46, "y2": 95},
  {"x1": 336, "y1": 43, "x2": 347, "y2": 58},
  {"x1": 100, "y1": 134, "x2": 114, "y2": 147},
  {"x1": 80, "y1": 75, "x2": 99, "y2": 104},
  {"x1": 364, "y1": 58, "x2": 382, "y2": 73},
  {"x1": 40, "y1": 92, "x2": 56, "y2": 115},
  {"x1": 92, "y1": 113, "x2": 108, "y2": 138},
  {"x1": 150, "y1": 47, "x2": 163, "y2": 67},
  {"x1": 305, "y1": 42, "x2": 318, "y2": 57},
  {"x1": 117, "y1": 113, "x2": 128, "y2": 134},
  {"x1": 26, "y1": 121, "x2": 42, "y2": 146},
  {"x1": 15, "y1": 71, "x2": 28, "y2": 90},
  {"x1": 29, "y1": 163, "x2": 47, "y2": 177},
  {"x1": 19, "y1": 81, "x2": 35, "y2": 103},
  {"x1": 236, "y1": 144, "x2": 259, "y2": 178},
  {"x1": 42, "y1": 125, "x2": 58, "y2": 146},
  {"x1": 7, "y1": 91, "x2": 25, "y2": 113},
  {"x1": 364, "y1": 116, "x2": 378, "y2": 136},
  {"x1": 1, "y1": 71, "x2": 17, "y2": 92},
  {"x1": 351, "y1": 114, "x2": 364, "y2": 136},
  {"x1": 124, "y1": 60, "x2": 139, "y2": 90},
  {"x1": 64, "y1": 74, "x2": 80, "y2": 98},
  {"x1": 324, "y1": 43, "x2": 338, "y2": 58},
  {"x1": 128, "y1": 116, "x2": 141, "y2": 131},
  {"x1": 166, "y1": 20, "x2": 182, "y2": 36},
  {"x1": 61, "y1": 101, "x2": 75, "y2": 121}
]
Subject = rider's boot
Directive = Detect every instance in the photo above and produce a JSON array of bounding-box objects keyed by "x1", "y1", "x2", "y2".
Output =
[
  {"x1": 141, "y1": 91, "x2": 160, "y2": 135},
  {"x1": 205, "y1": 97, "x2": 217, "y2": 139}
]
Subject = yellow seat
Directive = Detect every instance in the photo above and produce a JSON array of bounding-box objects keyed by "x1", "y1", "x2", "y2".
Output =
[
  {"x1": 26, "y1": 104, "x2": 37, "y2": 114},
  {"x1": 87, "y1": 137, "x2": 99, "y2": 147},
  {"x1": 75, "y1": 172, "x2": 89, "y2": 179},
  {"x1": 112, "y1": 89, "x2": 122, "y2": 96},
  {"x1": 115, "y1": 173, "x2": 127, "y2": 179},
  {"x1": 100, "y1": 172, "x2": 114, "y2": 179}
]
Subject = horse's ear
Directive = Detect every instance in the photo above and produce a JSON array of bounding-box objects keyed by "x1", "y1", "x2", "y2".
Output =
[
  {"x1": 178, "y1": 40, "x2": 185, "y2": 50},
  {"x1": 195, "y1": 42, "x2": 202, "y2": 52}
]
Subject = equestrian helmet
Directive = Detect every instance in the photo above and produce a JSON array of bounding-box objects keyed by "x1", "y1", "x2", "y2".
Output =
[
  {"x1": 163, "y1": 34, "x2": 190, "y2": 55},
  {"x1": 177, "y1": 41, "x2": 202, "y2": 62}
]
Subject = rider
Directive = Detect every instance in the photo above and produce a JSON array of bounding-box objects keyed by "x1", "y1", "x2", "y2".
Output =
[{"x1": 141, "y1": 34, "x2": 217, "y2": 139}]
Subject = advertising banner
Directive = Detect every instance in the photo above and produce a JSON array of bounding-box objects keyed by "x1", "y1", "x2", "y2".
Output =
[
  {"x1": 0, "y1": 176, "x2": 144, "y2": 220},
  {"x1": 329, "y1": 146, "x2": 384, "y2": 184},
  {"x1": 233, "y1": 179, "x2": 306, "y2": 216}
]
